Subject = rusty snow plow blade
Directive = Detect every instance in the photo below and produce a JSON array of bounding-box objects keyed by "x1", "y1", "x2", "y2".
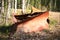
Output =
[{"x1": 15, "y1": 11, "x2": 49, "y2": 33}]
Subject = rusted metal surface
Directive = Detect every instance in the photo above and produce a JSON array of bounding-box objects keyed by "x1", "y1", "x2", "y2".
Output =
[{"x1": 14, "y1": 11, "x2": 49, "y2": 33}]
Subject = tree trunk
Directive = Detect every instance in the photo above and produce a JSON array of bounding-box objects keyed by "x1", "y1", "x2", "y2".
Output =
[
  {"x1": 6, "y1": 0, "x2": 11, "y2": 25},
  {"x1": 15, "y1": 0, "x2": 17, "y2": 13},
  {"x1": 0, "y1": 0, "x2": 2, "y2": 14},
  {"x1": 2, "y1": 0, "x2": 4, "y2": 13}
]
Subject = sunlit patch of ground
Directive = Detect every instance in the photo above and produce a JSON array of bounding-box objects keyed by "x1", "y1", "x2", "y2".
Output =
[{"x1": 49, "y1": 11, "x2": 60, "y2": 24}]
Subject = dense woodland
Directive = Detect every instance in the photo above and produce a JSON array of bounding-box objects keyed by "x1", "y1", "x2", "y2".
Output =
[{"x1": 0, "y1": 0, "x2": 60, "y2": 26}]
